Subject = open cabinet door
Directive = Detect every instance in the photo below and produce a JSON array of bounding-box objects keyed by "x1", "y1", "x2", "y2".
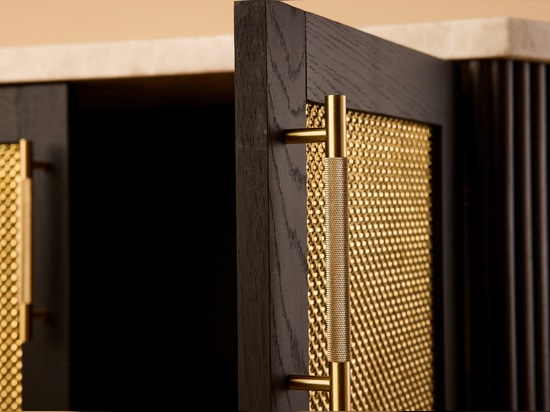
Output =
[{"x1": 234, "y1": 1, "x2": 460, "y2": 411}]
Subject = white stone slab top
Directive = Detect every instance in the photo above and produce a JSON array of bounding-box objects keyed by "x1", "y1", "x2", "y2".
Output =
[
  {"x1": 0, "y1": 34, "x2": 235, "y2": 84},
  {"x1": 1, "y1": 17, "x2": 550, "y2": 85},
  {"x1": 362, "y1": 17, "x2": 550, "y2": 62}
]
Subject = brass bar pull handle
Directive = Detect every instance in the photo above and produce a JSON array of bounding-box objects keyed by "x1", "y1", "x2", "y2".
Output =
[
  {"x1": 287, "y1": 375, "x2": 330, "y2": 392},
  {"x1": 325, "y1": 95, "x2": 350, "y2": 412},
  {"x1": 286, "y1": 95, "x2": 351, "y2": 411},
  {"x1": 18, "y1": 139, "x2": 32, "y2": 343},
  {"x1": 284, "y1": 128, "x2": 326, "y2": 144},
  {"x1": 325, "y1": 97, "x2": 350, "y2": 363}
]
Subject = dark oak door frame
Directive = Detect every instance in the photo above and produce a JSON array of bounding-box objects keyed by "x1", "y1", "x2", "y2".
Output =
[{"x1": 234, "y1": 1, "x2": 459, "y2": 411}]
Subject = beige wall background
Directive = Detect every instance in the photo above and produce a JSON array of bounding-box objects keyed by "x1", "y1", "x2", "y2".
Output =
[{"x1": 1, "y1": 0, "x2": 550, "y2": 47}]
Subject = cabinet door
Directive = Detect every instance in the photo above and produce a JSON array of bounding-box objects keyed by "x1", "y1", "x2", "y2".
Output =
[
  {"x1": 0, "y1": 84, "x2": 70, "y2": 411},
  {"x1": 234, "y1": 1, "x2": 459, "y2": 411}
]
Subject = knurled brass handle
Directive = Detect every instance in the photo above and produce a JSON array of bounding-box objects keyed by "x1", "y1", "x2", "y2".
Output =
[{"x1": 285, "y1": 95, "x2": 351, "y2": 411}]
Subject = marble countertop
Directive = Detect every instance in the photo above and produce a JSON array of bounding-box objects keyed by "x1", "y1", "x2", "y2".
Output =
[
  {"x1": 1, "y1": 17, "x2": 549, "y2": 84},
  {"x1": 0, "y1": 34, "x2": 235, "y2": 84},
  {"x1": 361, "y1": 17, "x2": 550, "y2": 62}
]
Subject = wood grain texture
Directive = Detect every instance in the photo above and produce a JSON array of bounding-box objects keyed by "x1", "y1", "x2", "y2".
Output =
[
  {"x1": 235, "y1": 1, "x2": 308, "y2": 411},
  {"x1": 235, "y1": 3, "x2": 271, "y2": 408},
  {"x1": 266, "y1": 2, "x2": 308, "y2": 411},
  {"x1": 306, "y1": 12, "x2": 451, "y2": 125},
  {"x1": 0, "y1": 84, "x2": 70, "y2": 410}
]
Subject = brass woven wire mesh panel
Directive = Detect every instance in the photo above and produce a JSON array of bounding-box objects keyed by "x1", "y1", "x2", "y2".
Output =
[
  {"x1": 306, "y1": 103, "x2": 434, "y2": 411},
  {"x1": 0, "y1": 143, "x2": 23, "y2": 411}
]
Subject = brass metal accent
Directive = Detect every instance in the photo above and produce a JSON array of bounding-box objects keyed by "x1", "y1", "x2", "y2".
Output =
[
  {"x1": 284, "y1": 128, "x2": 326, "y2": 144},
  {"x1": 285, "y1": 95, "x2": 350, "y2": 411},
  {"x1": 325, "y1": 95, "x2": 347, "y2": 158},
  {"x1": 325, "y1": 157, "x2": 349, "y2": 363},
  {"x1": 0, "y1": 139, "x2": 45, "y2": 410},
  {"x1": 288, "y1": 374, "x2": 330, "y2": 391},
  {"x1": 0, "y1": 140, "x2": 25, "y2": 411},
  {"x1": 306, "y1": 103, "x2": 434, "y2": 411},
  {"x1": 18, "y1": 139, "x2": 32, "y2": 343},
  {"x1": 330, "y1": 361, "x2": 350, "y2": 411}
]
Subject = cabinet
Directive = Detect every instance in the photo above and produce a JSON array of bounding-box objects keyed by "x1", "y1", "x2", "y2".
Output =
[
  {"x1": 0, "y1": 71, "x2": 237, "y2": 411},
  {"x1": 0, "y1": 1, "x2": 549, "y2": 411}
]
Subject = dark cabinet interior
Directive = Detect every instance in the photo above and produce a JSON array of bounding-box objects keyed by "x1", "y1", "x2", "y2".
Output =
[{"x1": 23, "y1": 74, "x2": 238, "y2": 411}]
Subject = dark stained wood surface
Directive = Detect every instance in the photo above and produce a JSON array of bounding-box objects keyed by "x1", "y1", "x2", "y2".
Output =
[
  {"x1": 306, "y1": 11, "x2": 452, "y2": 124},
  {"x1": 265, "y1": 2, "x2": 309, "y2": 410},
  {"x1": 532, "y1": 63, "x2": 550, "y2": 411},
  {"x1": 235, "y1": 1, "x2": 308, "y2": 411},
  {"x1": 234, "y1": 3, "x2": 271, "y2": 409},
  {"x1": 0, "y1": 84, "x2": 70, "y2": 411}
]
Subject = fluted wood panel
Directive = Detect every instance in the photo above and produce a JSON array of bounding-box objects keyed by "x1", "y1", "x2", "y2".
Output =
[
  {"x1": 460, "y1": 60, "x2": 550, "y2": 411},
  {"x1": 532, "y1": 64, "x2": 550, "y2": 410}
]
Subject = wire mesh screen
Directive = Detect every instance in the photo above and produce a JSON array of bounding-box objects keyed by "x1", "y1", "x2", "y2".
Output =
[
  {"x1": 0, "y1": 142, "x2": 23, "y2": 411},
  {"x1": 306, "y1": 102, "x2": 434, "y2": 411}
]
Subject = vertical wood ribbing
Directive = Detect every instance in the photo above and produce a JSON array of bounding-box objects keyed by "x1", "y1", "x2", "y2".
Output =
[
  {"x1": 464, "y1": 60, "x2": 493, "y2": 408},
  {"x1": 491, "y1": 60, "x2": 519, "y2": 410},
  {"x1": 464, "y1": 60, "x2": 519, "y2": 410},
  {"x1": 461, "y1": 59, "x2": 550, "y2": 411},
  {"x1": 532, "y1": 63, "x2": 550, "y2": 411},
  {"x1": 514, "y1": 62, "x2": 537, "y2": 410}
]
